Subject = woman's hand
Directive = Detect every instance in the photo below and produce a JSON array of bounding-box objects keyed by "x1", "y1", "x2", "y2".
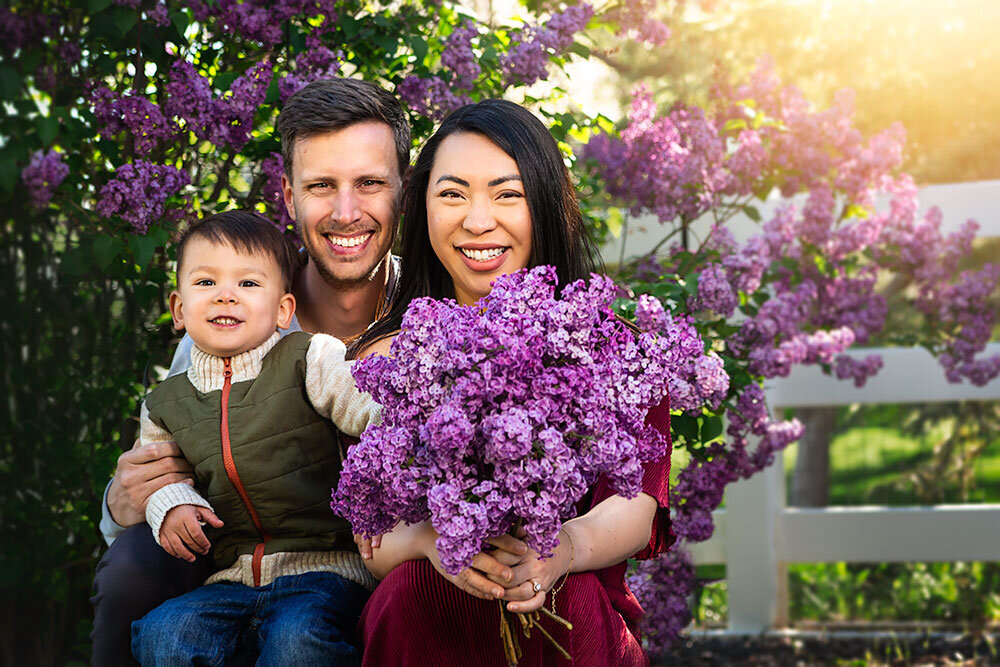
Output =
[
  {"x1": 424, "y1": 531, "x2": 523, "y2": 600},
  {"x1": 497, "y1": 528, "x2": 575, "y2": 613}
]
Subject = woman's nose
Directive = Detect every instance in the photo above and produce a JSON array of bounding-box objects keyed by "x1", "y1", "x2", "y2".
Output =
[{"x1": 462, "y1": 198, "x2": 498, "y2": 234}]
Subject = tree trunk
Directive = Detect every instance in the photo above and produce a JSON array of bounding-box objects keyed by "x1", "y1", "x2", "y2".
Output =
[{"x1": 790, "y1": 406, "x2": 839, "y2": 507}]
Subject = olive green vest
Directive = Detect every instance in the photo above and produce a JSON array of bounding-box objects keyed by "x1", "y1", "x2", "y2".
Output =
[{"x1": 145, "y1": 332, "x2": 355, "y2": 571}]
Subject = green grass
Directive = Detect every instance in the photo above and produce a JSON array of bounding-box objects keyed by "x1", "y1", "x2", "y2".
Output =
[{"x1": 781, "y1": 411, "x2": 1000, "y2": 506}]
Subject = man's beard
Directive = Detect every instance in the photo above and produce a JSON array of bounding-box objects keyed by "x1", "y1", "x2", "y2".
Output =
[{"x1": 310, "y1": 247, "x2": 387, "y2": 291}]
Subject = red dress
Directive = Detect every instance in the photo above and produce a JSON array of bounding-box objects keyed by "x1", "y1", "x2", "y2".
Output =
[{"x1": 357, "y1": 399, "x2": 674, "y2": 666}]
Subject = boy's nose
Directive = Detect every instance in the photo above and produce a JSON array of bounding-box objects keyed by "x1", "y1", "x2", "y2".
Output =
[{"x1": 214, "y1": 289, "x2": 237, "y2": 303}]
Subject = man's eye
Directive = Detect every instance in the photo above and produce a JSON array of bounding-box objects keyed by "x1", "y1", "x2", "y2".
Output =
[
  {"x1": 239, "y1": 280, "x2": 260, "y2": 288},
  {"x1": 361, "y1": 179, "x2": 385, "y2": 188},
  {"x1": 308, "y1": 182, "x2": 330, "y2": 190}
]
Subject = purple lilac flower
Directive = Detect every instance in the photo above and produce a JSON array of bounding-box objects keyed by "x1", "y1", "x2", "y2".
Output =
[
  {"x1": 397, "y1": 75, "x2": 470, "y2": 121},
  {"x1": 92, "y1": 87, "x2": 176, "y2": 156},
  {"x1": 628, "y1": 547, "x2": 694, "y2": 657},
  {"x1": 96, "y1": 160, "x2": 189, "y2": 234},
  {"x1": 332, "y1": 266, "x2": 671, "y2": 574},
  {"x1": 260, "y1": 153, "x2": 296, "y2": 235},
  {"x1": 21, "y1": 149, "x2": 69, "y2": 208},
  {"x1": 688, "y1": 264, "x2": 737, "y2": 317},
  {"x1": 442, "y1": 20, "x2": 480, "y2": 89},
  {"x1": 280, "y1": 37, "x2": 343, "y2": 102}
]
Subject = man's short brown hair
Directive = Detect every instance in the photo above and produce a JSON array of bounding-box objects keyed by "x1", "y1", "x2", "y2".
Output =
[
  {"x1": 175, "y1": 211, "x2": 302, "y2": 293},
  {"x1": 277, "y1": 78, "x2": 411, "y2": 179}
]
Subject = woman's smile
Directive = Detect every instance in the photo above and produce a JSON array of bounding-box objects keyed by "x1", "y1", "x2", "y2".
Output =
[{"x1": 427, "y1": 132, "x2": 533, "y2": 305}]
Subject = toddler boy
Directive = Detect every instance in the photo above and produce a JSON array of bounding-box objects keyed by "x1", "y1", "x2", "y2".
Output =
[{"x1": 130, "y1": 211, "x2": 378, "y2": 666}]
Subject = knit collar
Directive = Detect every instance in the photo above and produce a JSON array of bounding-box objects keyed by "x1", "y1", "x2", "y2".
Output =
[{"x1": 187, "y1": 331, "x2": 281, "y2": 393}]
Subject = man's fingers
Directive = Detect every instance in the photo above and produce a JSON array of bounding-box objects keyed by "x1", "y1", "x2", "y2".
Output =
[
  {"x1": 488, "y1": 534, "x2": 528, "y2": 557},
  {"x1": 456, "y1": 569, "x2": 504, "y2": 600},
  {"x1": 121, "y1": 440, "x2": 184, "y2": 464}
]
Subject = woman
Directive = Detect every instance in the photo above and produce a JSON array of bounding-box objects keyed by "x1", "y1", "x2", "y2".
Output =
[{"x1": 353, "y1": 99, "x2": 673, "y2": 666}]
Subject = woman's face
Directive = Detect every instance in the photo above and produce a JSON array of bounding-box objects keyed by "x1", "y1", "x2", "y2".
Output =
[{"x1": 426, "y1": 132, "x2": 532, "y2": 306}]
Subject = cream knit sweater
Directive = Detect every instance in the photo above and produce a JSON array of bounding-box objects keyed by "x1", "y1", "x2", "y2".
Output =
[{"x1": 142, "y1": 331, "x2": 379, "y2": 590}]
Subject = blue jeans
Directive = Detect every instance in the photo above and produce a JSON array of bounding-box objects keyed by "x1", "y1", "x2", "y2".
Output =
[{"x1": 131, "y1": 571, "x2": 368, "y2": 666}]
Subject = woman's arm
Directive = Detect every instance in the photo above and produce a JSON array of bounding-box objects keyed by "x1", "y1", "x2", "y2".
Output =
[
  {"x1": 501, "y1": 491, "x2": 657, "y2": 613},
  {"x1": 364, "y1": 519, "x2": 525, "y2": 601}
]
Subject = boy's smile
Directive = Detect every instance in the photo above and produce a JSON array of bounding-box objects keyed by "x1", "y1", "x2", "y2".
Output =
[{"x1": 169, "y1": 238, "x2": 295, "y2": 358}]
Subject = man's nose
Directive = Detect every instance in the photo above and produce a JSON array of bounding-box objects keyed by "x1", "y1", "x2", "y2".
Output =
[
  {"x1": 462, "y1": 198, "x2": 498, "y2": 235},
  {"x1": 334, "y1": 189, "x2": 362, "y2": 224}
]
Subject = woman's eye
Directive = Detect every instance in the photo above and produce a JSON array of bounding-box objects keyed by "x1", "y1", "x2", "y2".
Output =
[
  {"x1": 498, "y1": 191, "x2": 524, "y2": 200},
  {"x1": 440, "y1": 190, "x2": 464, "y2": 199}
]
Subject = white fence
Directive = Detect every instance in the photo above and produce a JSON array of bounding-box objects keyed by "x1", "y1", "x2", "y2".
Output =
[{"x1": 600, "y1": 180, "x2": 1000, "y2": 632}]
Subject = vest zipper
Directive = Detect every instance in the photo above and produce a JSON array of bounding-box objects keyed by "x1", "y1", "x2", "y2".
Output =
[{"x1": 219, "y1": 356, "x2": 270, "y2": 586}]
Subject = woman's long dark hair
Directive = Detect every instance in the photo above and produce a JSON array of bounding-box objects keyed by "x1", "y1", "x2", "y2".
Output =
[{"x1": 353, "y1": 99, "x2": 601, "y2": 355}]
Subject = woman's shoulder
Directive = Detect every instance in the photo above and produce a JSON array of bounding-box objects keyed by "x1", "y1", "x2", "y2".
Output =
[{"x1": 357, "y1": 333, "x2": 397, "y2": 360}]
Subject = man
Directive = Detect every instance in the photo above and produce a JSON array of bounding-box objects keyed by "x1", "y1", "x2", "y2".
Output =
[{"x1": 91, "y1": 78, "x2": 410, "y2": 666}]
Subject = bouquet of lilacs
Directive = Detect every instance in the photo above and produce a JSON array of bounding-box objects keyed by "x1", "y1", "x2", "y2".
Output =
[{"x1": 331, "y1": 265, "x2": 671, "y2": 660}]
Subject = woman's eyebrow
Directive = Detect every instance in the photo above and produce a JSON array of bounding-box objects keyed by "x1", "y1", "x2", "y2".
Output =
[
  {"x1": 488, "y1": 174, "x2": 522, "y2": 187},
  {"x1": 435, "y1": 174, "x2": 470, "y2": 186}
]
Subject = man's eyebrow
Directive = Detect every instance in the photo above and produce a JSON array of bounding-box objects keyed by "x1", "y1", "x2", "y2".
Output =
[
  {"x1": 488, "y1": 174, "x2": 522, "y2": 187},
  {"x1": 436, "y1": 174, "x2": 470, "y2": 187}
]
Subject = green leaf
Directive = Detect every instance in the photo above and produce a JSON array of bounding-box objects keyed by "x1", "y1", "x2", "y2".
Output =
[
  {"x1": 37, "y1": 116, "x2": 59, "y2": 146},
  {"x1": 129, "y1": 233, "x2": 160, "y2": 270},
  {"x1": 723, "y1": 118, "x2": 747, "y2": 132},
  {"x1": 0, "y1": 65, "x2": 21, "y2": 99},
  {"x1": 93, "y1": 236, "x2": 122, "y2": 271},
  {"x1": 672, "y1": 413, "x2": 699, "y2": 445},
  {"x1": 134, "y1": 283, "x2": 160, "y2": 309},
  {"x1": 743, "y1": 204, "x2": 761, "y2": 222},
  {"x1": 213, "y1": 72, "x2": 238, "y2": 92},
  {"x1": 171, "y1": 10, "x2": 190, "y2": 38},
  {"x1": 339, "y1": 15, "x2": 360, "y2": 40},
  {"x1": 0, "y1": 153, "x2": 18, "y2": 192},
  {"x1": 605, "y1": 207, "x2": 624, "y2": 238},
  {"x1": 410, "y1": 36, "x2": 428, "y2": 64},
  {"x1": 700, "y1": 416, "x2": 723, "y2": 443},
  {"x1": 568, "y1": 42, "x2": 591, "y2": 59},
  {"x1": 111, "y1": 6, "x2": 138, "y2": 35},
  {"x1": 89, "y1": 0, "x2": 112, "y2": 12}
]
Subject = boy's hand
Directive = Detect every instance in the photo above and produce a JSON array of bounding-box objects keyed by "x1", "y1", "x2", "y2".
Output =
[{"x1": 160, "y1": 505, "x2": 224, "y2": 562}]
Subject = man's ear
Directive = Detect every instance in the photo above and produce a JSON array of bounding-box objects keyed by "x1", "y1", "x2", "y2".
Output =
[
  {"x1": 168, "y1": 290, "x2": 186, "y2": 331},
  {"x1": 281, "y1": 173, "x2": 296, "y2": 221},
  {"x1": 276, "y1": 292, "x2": 296, "y2": 330}
]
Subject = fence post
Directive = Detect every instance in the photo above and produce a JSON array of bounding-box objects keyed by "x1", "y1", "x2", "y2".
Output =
[{"x1": 724, "y1": 440, "x2": 787, "y2": 632}]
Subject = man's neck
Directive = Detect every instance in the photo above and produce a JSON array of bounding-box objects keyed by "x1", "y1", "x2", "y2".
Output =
[{"x1": 292, "y1": 258, "x2": 388, "y2": 339}]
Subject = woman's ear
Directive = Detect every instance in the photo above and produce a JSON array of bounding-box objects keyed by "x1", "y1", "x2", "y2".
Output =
[
  {"x1": 168, "y1": 290, "x2": 186, "y2": 331},
  {"x1": 276, "y1": 292, "x2": 296, "y2": 330}
]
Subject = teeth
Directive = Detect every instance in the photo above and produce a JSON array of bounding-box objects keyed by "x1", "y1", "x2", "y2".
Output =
[
  {"x1": 212, "y1": 317, "x2": 239, "y2": 325},
  {"x1": 460, "y1": 247, "x2": 506, "y2": 261},
  {"x1": 327, "y1": 233, "x2": 372, "y2": 248}
]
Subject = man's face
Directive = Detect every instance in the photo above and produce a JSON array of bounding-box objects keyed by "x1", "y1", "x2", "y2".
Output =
[{"x1": 282, "y1": 122, "x2": 402, "y2": 288}]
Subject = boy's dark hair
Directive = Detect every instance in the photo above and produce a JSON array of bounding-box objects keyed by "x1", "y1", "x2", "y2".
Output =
[
  {"x1": 277, "y1": 78, "x2": 411, "y2": 179},
  {"x1": 176, "y1": 211, "x2": 301, "y2": 292}
]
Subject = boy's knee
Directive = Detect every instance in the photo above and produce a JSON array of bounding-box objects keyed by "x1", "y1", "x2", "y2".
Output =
[{"x1": 261, "y1": 619, "x2": 359, "y2": 667}]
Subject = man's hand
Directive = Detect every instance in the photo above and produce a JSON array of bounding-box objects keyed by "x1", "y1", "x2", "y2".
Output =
[
  {"x1": 107, "y1": 439, "x2": 195, "y2": 527},
  {"x1": 159, "y1": 505, "x2": 224, "y2": 562}
]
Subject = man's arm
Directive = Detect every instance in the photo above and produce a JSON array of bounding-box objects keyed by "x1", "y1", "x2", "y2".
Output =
[{"x1": 100, "y1": 336, "x2": 196, "y2": 545}]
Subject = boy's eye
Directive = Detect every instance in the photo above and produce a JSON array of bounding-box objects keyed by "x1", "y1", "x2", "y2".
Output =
[
  {"x1": 195, "y1": 279, "x2": 214, "y2": 286},
  {"x1": 239, "y1": 280, "x2": 260, "y2": 288}
]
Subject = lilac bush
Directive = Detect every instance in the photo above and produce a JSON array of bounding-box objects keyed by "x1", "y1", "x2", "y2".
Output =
[
  {"x1": 332, "y1": 266, "x2": 679, "y2": 574},
  {"x1": 585, "y1": 59, "x2": 999, "y2": 653}
]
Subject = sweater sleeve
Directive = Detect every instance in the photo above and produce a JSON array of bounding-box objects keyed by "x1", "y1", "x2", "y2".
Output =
[
  {"x1": 140, "y1": 402, "x2": 213, "y2": 546},
  {"x1": 305, "y1": 334, "x2": 382, "y2": 437}
]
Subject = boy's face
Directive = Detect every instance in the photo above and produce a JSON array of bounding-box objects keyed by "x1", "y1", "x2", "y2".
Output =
[{"x1": 170, "y1": 238, "x2": 295, "y2": 358}]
